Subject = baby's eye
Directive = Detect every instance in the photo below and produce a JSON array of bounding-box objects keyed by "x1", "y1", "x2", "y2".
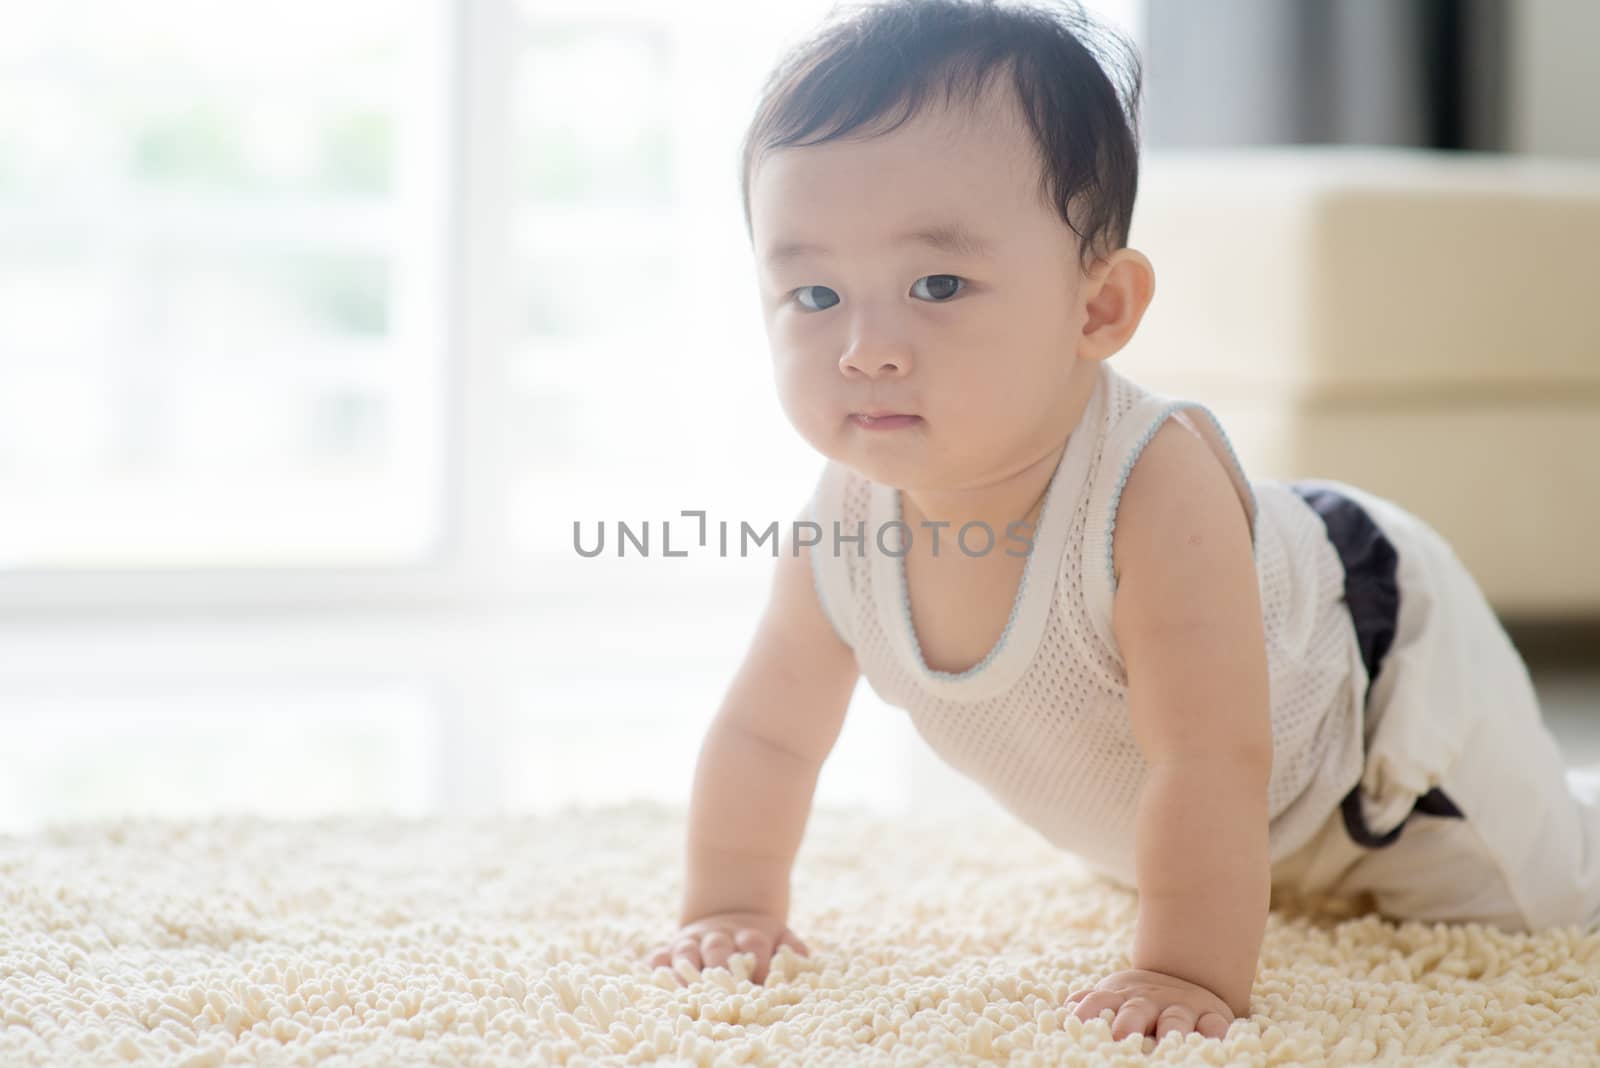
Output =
[
  {"x1": 791, "y1": 275, "x2": 967, "y2": 312},
  {"x1": 793, "y1": 285, "x2": 841, "y2": 312},
  {"x1": 910, "y1": 274, "x2": 965, "y2": 302}
]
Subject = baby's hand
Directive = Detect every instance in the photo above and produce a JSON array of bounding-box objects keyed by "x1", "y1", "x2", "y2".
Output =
[
  {"x1": 647, "y1": 911, "x2": 810, "y2": 987},
  {"x1": 1064, "y1": 968, "x2": 1234, "y2": 1042}
]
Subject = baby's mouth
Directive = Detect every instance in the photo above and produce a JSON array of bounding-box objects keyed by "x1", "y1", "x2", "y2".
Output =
[{"x1": 850, "y1": 412, "x2": 922, "y2": 430}]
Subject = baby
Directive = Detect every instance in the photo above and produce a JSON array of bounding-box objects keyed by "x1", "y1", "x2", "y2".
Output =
[{"x1": 646, "y1": 0, "x2": 1600, "y2": 1043}]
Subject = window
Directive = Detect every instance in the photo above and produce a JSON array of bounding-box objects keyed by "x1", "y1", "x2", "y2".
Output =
[
  {"x1": 502, "y1": 0, "x2": 833, "y2": 595},
  {"x1": 0, "y1": 0, "x2": 1144, "y2": 602},
  {"x1": 0, "y1": 1, "x2": 446, "y2": 574}
]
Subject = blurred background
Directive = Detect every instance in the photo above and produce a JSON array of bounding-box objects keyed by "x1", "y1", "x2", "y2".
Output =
[{"x1": 0, "y1": 0, "x2": 1594, "y2": 833}]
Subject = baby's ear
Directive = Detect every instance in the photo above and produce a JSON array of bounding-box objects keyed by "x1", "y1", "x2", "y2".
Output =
[{"x1": 1077, "y1": 249, "x2": 1155, "y2": 363}]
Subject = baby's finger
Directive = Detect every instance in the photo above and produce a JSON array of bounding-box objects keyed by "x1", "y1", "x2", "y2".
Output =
[
  {"x1": 700, "y1": 930, "x2": 734, "y2": 972},
  {"x1": 776, "y1": 928, "x2": 810, "y2": 957},
  {"x1": 1068, "y1": 992, "x2": 1120, "y2": 1024},
  {"x1": 734, "y1": 930, "x2": 772, "y2": 983},
  {"x1": 1110, "y1": 997, "x2": 1160, "y2": 1041},
  {"x1": 1195, "y1": 1011, "x2": 1232, "y2": 1040},
  {"x1": 1155, "y1": 1004, "x2": 1198, "y2": 1042},
  {"x1": 670, "y1": 938, "x2": 703, "y2": 986},
  {"x1": 671, "y1": 935, "x2": 703, "y2": 965}
]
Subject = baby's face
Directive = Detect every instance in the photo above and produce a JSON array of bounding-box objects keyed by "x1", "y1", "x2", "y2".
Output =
[{"x1": 748, "y1": 77, "x2": 1097, "y2": 492}]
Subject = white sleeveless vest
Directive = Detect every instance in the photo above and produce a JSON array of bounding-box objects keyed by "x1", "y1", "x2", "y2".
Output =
[{"x1": 806, "y1": 360, "x2": 1369, "y2": 888}]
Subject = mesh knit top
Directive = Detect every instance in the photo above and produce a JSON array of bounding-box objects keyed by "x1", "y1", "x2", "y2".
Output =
[{"x1": 805, "y1": 360, "x2": 1369, "y2": 889}]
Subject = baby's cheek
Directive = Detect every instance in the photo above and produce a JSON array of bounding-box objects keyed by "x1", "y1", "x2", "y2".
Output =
[
  {"x1": 772, "y1": 377, "x2": 837, "y2": 449},
  {"x1": 936, "y1": 388, "x2": 1018, "y2": 452}
]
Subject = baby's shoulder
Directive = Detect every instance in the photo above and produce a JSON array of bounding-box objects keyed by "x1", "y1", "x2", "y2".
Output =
[{"x1": 1109, "y1": 415, "x2": 1255, "y2": 589}]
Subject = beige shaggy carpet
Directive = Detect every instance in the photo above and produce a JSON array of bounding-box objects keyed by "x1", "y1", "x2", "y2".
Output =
[{"x1": 2, "y1": 801, "x2": 1598, "y2": 1067}]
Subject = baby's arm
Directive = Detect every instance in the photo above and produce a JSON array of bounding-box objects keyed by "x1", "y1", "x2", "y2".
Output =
[
  {"x1": 1069, "y1": 417, "x2": 1273, "y2": 1039},
  {"x1": 661, "y1": 508, "x2": 859, "y2": 979}
]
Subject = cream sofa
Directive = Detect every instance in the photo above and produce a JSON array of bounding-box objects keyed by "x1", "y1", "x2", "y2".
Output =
[{"x1": 1119, "y1": 146, "x2": 1600, "y2": 622}]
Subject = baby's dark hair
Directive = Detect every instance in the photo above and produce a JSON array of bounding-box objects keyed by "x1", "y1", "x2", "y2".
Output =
[{"x1": 738, "y1": 0, "x2": 1143, "y2": 273}]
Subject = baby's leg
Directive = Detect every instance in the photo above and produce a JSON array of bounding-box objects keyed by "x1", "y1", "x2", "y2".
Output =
[
  {"x1": 1325, "y1": 809, "x2": 1535, "y2": 933},
  {"x1": 1270, "y1": 785, "x2": 1532, "y2": 934},
  {"x1": 1319, "y1": 485, "x2": 1600, "y2": 935},
  {"x1": 1326, "y1": 766, "x2": 1600, "y2": 935}
]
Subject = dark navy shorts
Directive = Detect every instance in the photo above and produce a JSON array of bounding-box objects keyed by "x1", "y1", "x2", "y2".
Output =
[{"x1": 1288, "y1": 482, "x2": 1465, "y2": 849}]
